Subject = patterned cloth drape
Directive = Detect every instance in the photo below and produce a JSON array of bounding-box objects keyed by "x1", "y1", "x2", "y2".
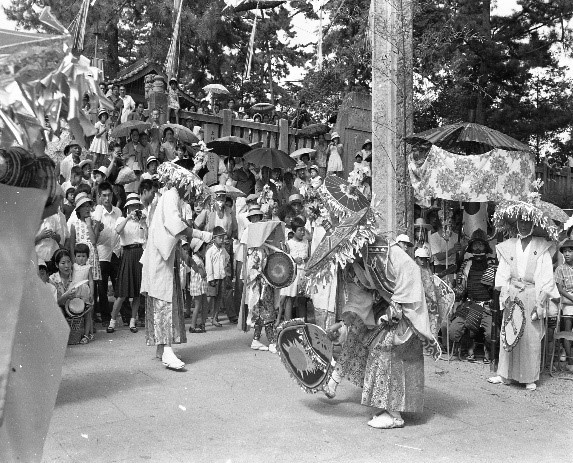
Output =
[{"x1": 408, "y1": 145, "x2": 535, "y2": 202}]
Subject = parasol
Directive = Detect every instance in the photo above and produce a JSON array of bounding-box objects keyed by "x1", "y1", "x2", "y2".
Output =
[
  {"x1": 243, "y1": 147, "x2": 296, "y2": 170},
  {"x1": 290, "y1": 147, "x2": 316, "y2": 161},
  {"x1": 405, "y1": 122, "x2": 530, "y2": 155},
  {"x1": 110, "y1": 120, "x2": 151, "y2": 139},
  {"x1": 319, "y1": 174, "x2": 371, "y2": 219},
  {"x1": 250, "y1": 102, "x2": 275, "y2": 112},
  {"x1": 160, "y1": 123, "x2": 199, "y2": 145},
  {"x1": 206, "y1": 184, "x2": 245, "y2": 199},
  {"x1": 298, "y1": 123, "x2": 330, "y2": 137},
  {"x1": 305, "y1": 207, "x2": 377, "y2": 289},
  {"x1": 203, "y1": 83, "x2": 230, "y2": 95},
  {"x1": 206, "y1": 136, "x2": 251, "y2": 158}
]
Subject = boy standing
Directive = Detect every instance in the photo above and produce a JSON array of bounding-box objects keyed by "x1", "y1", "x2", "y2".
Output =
[
  {"x1": 205, "y1": 226, "x2": 231, "y2": 327},
  {"x1": 555, "y1": 240, "x2": 573, "y2": 372}
]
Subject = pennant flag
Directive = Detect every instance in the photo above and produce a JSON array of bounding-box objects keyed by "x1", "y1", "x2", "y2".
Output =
[
  {"x1": 38, "y1": 6, "x2": 69, "y2": 35},
  {"x1": 165, "y1": 0, "x2": 184, "y2": 82},
  {"x1": 244, "y1": 14, "x2": 257, "y2": 81},
  {"x1": 68, "y1": 0, "x2": 90, "y2": 53}
]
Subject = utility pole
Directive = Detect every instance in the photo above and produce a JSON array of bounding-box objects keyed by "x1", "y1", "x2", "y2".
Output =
[{"x1": 370, "y1": 0, "x2": 414, "y2": 235}]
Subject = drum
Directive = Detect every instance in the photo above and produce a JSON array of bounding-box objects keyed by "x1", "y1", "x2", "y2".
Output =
[
  {"x1": 463, "y1": 302, "x2": 484, "y2": 332},
  {"x1": 264, "y1": 251, "x2": 296, "y2": 288},
  {"x1": 501, "y1": 296, "x2": 526, "y2": 352},
  {"x1": 277, "y1": 319, "x2": 334, "y2": 393}
]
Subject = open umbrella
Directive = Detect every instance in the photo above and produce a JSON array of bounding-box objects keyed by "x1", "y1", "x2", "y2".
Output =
[
  {"x1": 110, "y1": 120, "x2": 151, "y2": 138},
  {"x1": 203, "y1": 83, "x2": 230, "y2": 96},
  {"x1": 243, "y1": 147, "x2": 295, "y2": 170},
  {"x1": 206, "y1": 136, "x2": 251, "y2": 158},
  {"x1": 250, "y1": 102, "x2": 275, "y2": 113},
  {"x1": 319, "y1": 175, "x2": 371, "y2": 219},
  {"x1": 305, "y1": 207, "x2": 378, "y2": 289},
  {"x1": 160, "y1": 123, "x2": 199, "y2": 145},
  {"x1": 405, "y1": 122, "x2": 530, "y2": 155},
  {"x1": 290, "y1": 147, "x2": 316, "y2": 161},
  {"x1": 206, "y1": 184, "x2": 245, "y2": 199},
  {"x1": 298, "y1": 123, "x2": 330, "y2": 137}
]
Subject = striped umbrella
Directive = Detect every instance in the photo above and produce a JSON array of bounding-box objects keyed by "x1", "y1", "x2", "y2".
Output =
[{"x1": 406, "y1": 122, "x2": 530, "y2": 155}]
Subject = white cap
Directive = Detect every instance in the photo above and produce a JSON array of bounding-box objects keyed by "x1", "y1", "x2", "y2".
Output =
[
  {"x1": 396, "y1": 234, "x2": 413, "y2": 247},
  {"x1": 414, "y1": 247, "x2": 430, "y2": 258}
]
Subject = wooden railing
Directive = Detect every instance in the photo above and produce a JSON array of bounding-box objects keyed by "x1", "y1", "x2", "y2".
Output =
[{"x1": 179, "y1": 108, "x2": 318, "y2": 154}]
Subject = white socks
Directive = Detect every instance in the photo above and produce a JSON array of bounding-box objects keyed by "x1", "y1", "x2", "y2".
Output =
[{"x1": 129, "y1": 318, "x2": 136, "y2": 328}]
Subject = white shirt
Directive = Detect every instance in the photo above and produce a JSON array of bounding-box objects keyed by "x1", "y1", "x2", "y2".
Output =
[
  {"x1": 120, "y1": 94, "x2": 136, "y2": 123},
  {"x1": 205, "y1": 244, "x2": 229, "y2": 281},
  {"x1": 59, "y1": 154, "x2": 79, "y2": 183},
  {"x1": 35, "y1": 211, "x2": 67, "y2": 262},
  {"x1": 115, "y1": 217, "x2": 146, "y2": 247},
  {"x1": 429, "y1": 231, "x2": 459, "y2": 267},
  {"x1": 93, "y1": 205, "x2": 122, "y2": 261}
]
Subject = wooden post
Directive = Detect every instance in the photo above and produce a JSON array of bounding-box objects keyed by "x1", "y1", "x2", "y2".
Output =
[
  {"x1": 278, "y1": 118, "x2": 289, "y2": 152},
  {"x1": 371, "y1": 0, "x2": 414, "y2": 235},
  {"x1": 221, "y1": 109, "x2": 233, "y2": 137}
]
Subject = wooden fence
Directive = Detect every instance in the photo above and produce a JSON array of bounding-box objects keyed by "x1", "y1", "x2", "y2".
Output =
[
  {"x1": 535, "y1": 165, "x2": 573, "y2": 201},
  {"x1": 179, "y1": 108, "x2": 319, "y2": 154}
]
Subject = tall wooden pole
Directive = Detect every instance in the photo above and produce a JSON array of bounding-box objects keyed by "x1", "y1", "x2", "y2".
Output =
[{"x1": 370, "y1": 0, "x2": 414, "y2": 236}]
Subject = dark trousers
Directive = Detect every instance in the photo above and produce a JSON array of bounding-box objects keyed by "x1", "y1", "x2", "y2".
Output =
[{"x1": 96, "y1": 254, "x2": 120, "y2": 322}]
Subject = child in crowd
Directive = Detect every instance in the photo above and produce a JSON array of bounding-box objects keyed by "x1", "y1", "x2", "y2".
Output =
[
  {"x1": 72, "y1": 243, "x2": 95, "y2": 342},
  {"x1": 90, "y1": 109, "x2": 109, "y2": 169},
  {"x1": 107, "y1": 194, "x2": 146, "y2": 334},
  {"x1": 555, "y1": 240, "x2": 573, "y2": 372},
  {"x1": 309, "y1": 165, "x2": 323, "y2": 189},
  {"x1": 69, "y1": 192, "x2": 101, "y2": 309},
  {"x1": 38, "y1": 259, "x2": 57, "y2": 302},
  {"x1": 168, "y1": 78, "x2": 180, "y2": 123},
  {"x1": 205, "y1": 226, "x2": 231, "y2": 327},
  {"x1": 187, "y1": 238, "x2": 208, "y2": 333},
  {"x1": 62, "y1": 187, "x2": 75, "y2": 221},
  {"x1": 278, "y1": 216, "x2": 309, "y2": 322},
  {"x1": 80, "y1": 159, "x2": 94, "y2": 187},
  {"x1": 61, "y1": 165, "x2": 84, "y2": 195},
  {"x1": 141, "y1": 156, "x2": 159, "y2": 180}
]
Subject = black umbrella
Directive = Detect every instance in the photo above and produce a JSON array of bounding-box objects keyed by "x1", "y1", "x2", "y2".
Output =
[
  {"x1": 405, "y1": 122, "x2": 530, "y2": 155},
  {"x1": 206, "y1": 136, "x2": 251, "y2": 158},
  {"x1": 243, "y1": 147, "x2": 296, "y2": 170}
]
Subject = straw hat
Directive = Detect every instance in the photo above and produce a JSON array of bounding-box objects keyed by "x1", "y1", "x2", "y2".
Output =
[
  {"x1": 294, "y1": 161, "x2": 306, "y2": 171},
  {"x1": 288, "y1": 194, "x2": 303, "y2": 205},
  {"x1": 210, "y1": 184, "x2": 227, "y2": 197},
  {"x1": 396, "y1": 234, "x2": 413, "y2": 247},
  {"x1": 94, "y1": 166, "x2": 107, "y2": 177},
  {"x1": 146, "y1": 156, "x2": 159, "y2": 167},
  {"x1": 65, "y1": 297, "x2": 87, "y2": 318},
  {"x1": 414, "y1": 217, "x2": 432, "y2": 230},
  {"x1": 309, "y1": 164, "x2": 319, "y2": 172},
  {"x1": 361, "y1": 139, "x2": 372, "y2": 149},
  {"x1": 98, "y1": 108, "x2": 109, "y2": 118},
  {"x1": 246, "y1": 205, "x2": 263, "y2": 218},
  {"x1": 330, "y1": 132, "x2": 340, "y2": 140},
  {"x1": 125, "y1": 193, "x2": 142, "y2": 208},
  {"x1": 414, "y1": 248, "x2": 430, "y2": 259},
  {"x1": 74, "y1": 192, "x2": 92, "y2": 210},
  {"x1": 79, "y1": 159, "x2": 93, "y2": 169},
  {"x1": 212, "y1": 225, "x2": 226, "y2": 237}
]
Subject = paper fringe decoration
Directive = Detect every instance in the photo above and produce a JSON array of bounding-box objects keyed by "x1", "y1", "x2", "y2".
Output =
[
  {"x1": 157, "y1": 161, "x2": 204, "y2": 198},
  {"x1": 493, "y1": 199, "x2": 560, "y2": 241},
  {"x1": 305, "y1": 208, "x2": 377, "y2": 292}
]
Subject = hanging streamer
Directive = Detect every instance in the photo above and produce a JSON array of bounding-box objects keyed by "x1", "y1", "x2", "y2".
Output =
[
  {"x1": 244, "y1": 12, "x2": 258, "y2": 81},
  {"x1": 165, "y1": 0, "x2": 184, "y2": 81}
]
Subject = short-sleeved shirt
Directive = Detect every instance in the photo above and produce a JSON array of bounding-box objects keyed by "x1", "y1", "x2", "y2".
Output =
[{"x1": 555, "y1": 264, "x2": 573, "y2": 305}]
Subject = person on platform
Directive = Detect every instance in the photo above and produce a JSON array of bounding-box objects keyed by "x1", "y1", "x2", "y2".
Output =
[
  {"x1": 119, "y1": 85, "x2": 136, "y2": 124},
  {"x1": 128, "y1": 102, "x2": 147, "y2": 122},
  {"x1": 327, "y1": 132, "x2": 344, "y2": 177},
  {"x1": 449, "y1": 229, "x2": 497, "y2": 363},
  {"x1": 140, "y1": 163, "x2": 212, "y2": 370},
  {"x1": 89, "y1": 109, "x2": 109, "y2": 169},
  {"x1": 488, "y1": 217, "x2": 559, "y2": 391}
]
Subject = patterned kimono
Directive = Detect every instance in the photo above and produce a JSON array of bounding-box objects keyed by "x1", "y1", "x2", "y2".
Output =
[{"x1": 495, "y1": 237, "x2": 558, "y2": 384}]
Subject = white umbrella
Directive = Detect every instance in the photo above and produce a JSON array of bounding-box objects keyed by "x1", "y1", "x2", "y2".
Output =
[{"x1": 203, "y1": 84, "x2": 230, "y2": 95}]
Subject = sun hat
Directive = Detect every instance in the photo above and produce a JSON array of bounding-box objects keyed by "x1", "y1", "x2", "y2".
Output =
[
  {"x1": 210, "y1": 184, "x2": 227, "y2": 197},
  {"x1": 65, "y1": 297, "x2": 87, "y2": 318},
  {"x1": 330, "y1": 132, "x2": 340, "y2": 140},
  {"x1": 396, "y1": 234, "x2": 413, "y2": 247},
  {"x1": 560, "y1": 240, "x2": 573, "y2": 252},
  {"x1": 212, "y1": 225, "x2": 226, "y2": 237},
  {"x1": 361, "y1": 139, "x2": 372, "y2": 149},
  {"x1": 74, "y1": 192, "x2": 92, "y2": 210},
  {"x1": 125, "y1": 193, "x2": 142, "y2": 208},
  {"x1": 79, "y1": 159, "x2": 93, "y2": 169},
  {"x1": 294, "y1": 161, "x2": 306, "y2": 171},
  {"x1": 94, "y1": 166, "x2": 107, "y2": 177},
  {"x1": 355, "y1": 152, "x2": 363, "y2": 159},
  {"x1": 246, "y1": 205, "x2": 263, "y2": 218},
  {"x1": 246, "y1": 193, "x2": 260, "y2": 203},
  {"x1": 98, "y1": 108, "x2": 109, "y2": 118},
  {"x1": 146, "y1": 156, "x2": 159, "y2": 167},
  {"x1": 309, "y1": 164, "x2": 319, "y2": 172},
  {"x1": 64, "y1": 143, "x2": 81, "y2": 155},
  {"x1": 288, "y1": 194, "x2": 303, "y2": 204},
  {"x1": 414, "y1": 247, "x2": 431, "y2": 259},
  {"x1": 414, "y1": 217, "x2": 432, "y2": 230}
]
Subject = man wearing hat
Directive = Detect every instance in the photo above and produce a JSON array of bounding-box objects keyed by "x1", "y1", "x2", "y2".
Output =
[
  {"x1": 396, "y1": 234, "x2": 413, "y2": 254},
  {"x1": 288, "y1": 194, "x2": 305, "y2": 218},
  {"x1": 414, "y1": 217, "x2": 433, "y2": 264},
  {"x1": 449, "y1": 229, "x2": 497, "y2": 363},
  {"x1": 56, "y1": 142, "x2": 82, "y2": 184},
  {"x1": 293, "y1": 161, "x2": 308, "y2": 195}
]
